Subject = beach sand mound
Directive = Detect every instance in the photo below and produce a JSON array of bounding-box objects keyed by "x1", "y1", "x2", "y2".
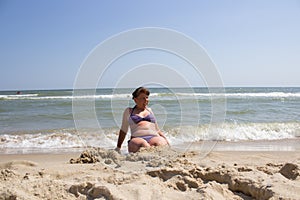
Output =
[{"x1": 1, "y1": 147, "x2": 300, "y2": 199}]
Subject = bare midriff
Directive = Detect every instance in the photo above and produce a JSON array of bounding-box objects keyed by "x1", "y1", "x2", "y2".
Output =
[{"x1": 129, "y1": 121, "x2": 158, "y2": 137}]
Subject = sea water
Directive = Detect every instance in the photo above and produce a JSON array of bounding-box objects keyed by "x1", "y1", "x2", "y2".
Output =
[{"x1": 0, "y1": 87, "x2": 299, "y2": 153}]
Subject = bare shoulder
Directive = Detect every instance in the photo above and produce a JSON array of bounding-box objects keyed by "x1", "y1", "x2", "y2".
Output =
[
  {"x1": 147, "y1": 107, "x2": 154, "y2": 113},
  {"x1": 147, "y1": 107, "x2": 153, "y2": 111},
  {"x1": 123, "y1": 107, "x2": 132, "y2": 115}
]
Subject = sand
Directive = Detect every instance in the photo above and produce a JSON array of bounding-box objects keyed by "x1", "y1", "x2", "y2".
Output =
[{"x1": 0, "y1": 146, "x2": 300, "y2": 200}]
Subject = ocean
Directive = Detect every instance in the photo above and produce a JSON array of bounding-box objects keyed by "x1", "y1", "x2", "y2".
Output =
[{"x1": 0, "y1": 87, "x2": 299, "y2": 154}]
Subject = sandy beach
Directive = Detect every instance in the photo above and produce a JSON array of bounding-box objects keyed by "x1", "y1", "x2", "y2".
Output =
[{"x1": 1, "y1": 142, "x2": 300, "y2": 200}]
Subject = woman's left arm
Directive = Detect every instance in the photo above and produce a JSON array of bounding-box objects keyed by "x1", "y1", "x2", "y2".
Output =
[
  {"x1": 157, "y1": 129, "x2": 170, "y2": 145},
  {"x1": 149, "y1": 108, "x2": 170, "y2": 145}
]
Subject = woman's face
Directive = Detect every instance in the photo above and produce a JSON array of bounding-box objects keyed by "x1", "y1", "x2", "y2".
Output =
[{"x1": 134, "y1": 92, "x2": 149, "y2": 109}]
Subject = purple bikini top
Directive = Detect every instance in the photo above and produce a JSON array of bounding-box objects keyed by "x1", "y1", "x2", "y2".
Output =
[{"x1": 130, "y1": 106, "x2": 156, "y2": 124}]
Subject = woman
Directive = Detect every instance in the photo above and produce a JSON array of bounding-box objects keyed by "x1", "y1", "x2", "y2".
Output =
[{"x1": 115, "y1": 87, "x2": 169, "y2": 153}]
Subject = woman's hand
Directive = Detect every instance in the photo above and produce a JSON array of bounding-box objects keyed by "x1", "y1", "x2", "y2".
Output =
[{"x1": 158, "y1": 131, "x2": 170, "y2": 146}]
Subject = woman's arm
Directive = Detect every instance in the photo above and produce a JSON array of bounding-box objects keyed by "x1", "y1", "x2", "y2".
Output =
[
  {"x1": 116, "y1": 108, "x2": 130, "y2": 149},
  {"x1": 157, "y1": 129, "x2": 170, "y2": 146},
  {"x1": 116, "y1": 129, "x2": 127, "y2": 149},
  {"x1": 149, "y1": 107, "x2": 170, "y2": 146}
]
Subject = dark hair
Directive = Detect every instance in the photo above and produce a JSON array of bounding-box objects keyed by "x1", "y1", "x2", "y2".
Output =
[{"x1": 132, "y1": 87, "x2": 150, "y2": 99}]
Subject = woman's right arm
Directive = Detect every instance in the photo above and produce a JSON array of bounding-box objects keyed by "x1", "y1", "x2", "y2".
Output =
[
  {"x1": 116, "y1": 129, "x2": 127, "y2": 149},
  {"x1": 116, "y1": 108, "x2": 130, "y2": 149}
]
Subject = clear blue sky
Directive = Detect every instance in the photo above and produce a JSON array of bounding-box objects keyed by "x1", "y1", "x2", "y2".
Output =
[{"x1": 1, "y1": 0, "x2": 300, "y2": 90}]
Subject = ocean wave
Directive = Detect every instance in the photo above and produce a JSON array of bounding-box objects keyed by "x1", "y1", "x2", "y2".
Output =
[
  {"x1": 1, "y1": 92, "x2": 300, "y2": 100},
  {"x1": 176, "y1": 92, "x2": 300, "y2": 98},
  {"x1": 1, "y1": 122, "x2": 299, "y2": 152},
  {"x1": 224, "y1": 92, "x2": 300, "y2": 98},
  {"x1": 0, "y1": 129, "x2": 118, "y2": 152},
  {"x1": 166, "y1": 122, "x2": 299, "y2": 144},
  {"x1": 0, "y1": 94, "x2": 39, "y2": 100},
  {"x1": 0, "y1": 132, "x2": 83, "y2": 149},
  {"x1": 0, "y1": 94, "x2": 131, "y2": 100}
]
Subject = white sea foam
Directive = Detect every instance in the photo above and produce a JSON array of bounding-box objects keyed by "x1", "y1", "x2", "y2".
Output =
[
  {"x1": 1, "y1": 122, "x2": 299, "y2": 152},
  {"x1": 0, "y1": 94, "x2": 39, "y2": 100},
  {"x1": 214, "y1": 122, "x2": 299, "y2": 141},
  {"x1": 1, "y1": 92, "x2": 300, "y2": 100},
  {"x1": 224, "y1": 92, "x2": 300, "y2": 98},
  {"x1": 0, "y1": 94, "x2": 131, "y2": 100},
  {"x1": 0, "y1": 132, "x2": 83, "y2": 149},
  {"x1": 176, "y1": 92, "x2": 300, "y2": 98},
  {"x1": 165, "y1": 122, "x2": 299, "y2": 145}
]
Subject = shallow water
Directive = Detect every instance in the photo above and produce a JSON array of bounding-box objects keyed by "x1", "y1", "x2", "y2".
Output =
[{"x1": 1, "y1": 87, "x2": 299, "y2": 153}]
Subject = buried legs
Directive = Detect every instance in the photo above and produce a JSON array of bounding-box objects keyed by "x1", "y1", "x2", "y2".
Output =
[
  {"x1": 128, "y1": 136, "x2": 168, "y2": 153},
  {"x1": 128, "y1": 137, "x2": 150, "y2": 153}
]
